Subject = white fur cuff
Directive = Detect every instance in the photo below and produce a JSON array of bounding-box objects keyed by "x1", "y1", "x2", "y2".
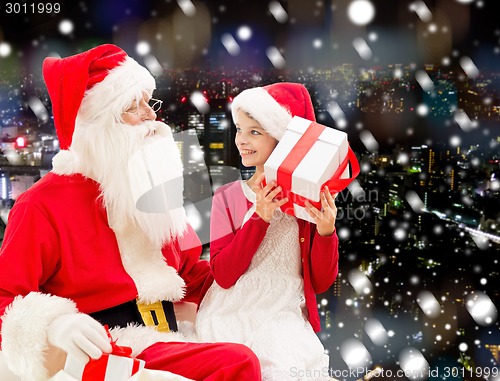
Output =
[{"x1": 1, "y1": 292, "x2": 78, "y2": 381}]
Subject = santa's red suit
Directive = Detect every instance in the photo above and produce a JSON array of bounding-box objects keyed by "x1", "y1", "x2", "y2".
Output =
[
  {"x1": 0, "y1": 172, "x2": 208, "y2": 316},
  {"x1": 0, "y1": 44, "x2": 260, "y2": 381}
]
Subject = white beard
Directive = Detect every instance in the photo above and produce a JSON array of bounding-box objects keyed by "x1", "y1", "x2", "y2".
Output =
[{"x1": 72, "y1": 119, "x2": 188, "y2": 248}]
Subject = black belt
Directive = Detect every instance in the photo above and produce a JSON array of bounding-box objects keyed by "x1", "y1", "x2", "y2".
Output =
[{"x1": 90, "y1": 300, "x2": 177, "y2": 332}]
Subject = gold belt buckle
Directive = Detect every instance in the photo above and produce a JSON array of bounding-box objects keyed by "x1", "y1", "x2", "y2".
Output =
[{"x1": 136, "y1": 300, "x2": 171, "y2": 332}]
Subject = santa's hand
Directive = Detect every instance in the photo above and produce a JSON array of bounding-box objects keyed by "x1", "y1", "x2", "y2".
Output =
[{"x1": 47, "y1": 313, "x2": 113, "y2": 364}]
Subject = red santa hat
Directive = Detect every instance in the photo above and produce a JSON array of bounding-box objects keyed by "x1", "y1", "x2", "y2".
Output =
[
  {"x1": 43, "y1": 44, "x2": 155, "y2": 150},
  {"x1": 230, "y1": 82, "x2": 316, "y2": 141}
]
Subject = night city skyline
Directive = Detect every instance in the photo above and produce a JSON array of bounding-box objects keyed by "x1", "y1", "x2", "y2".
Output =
[{"x1": 1, "y1": 1, "x2": 500, "y2": 380}]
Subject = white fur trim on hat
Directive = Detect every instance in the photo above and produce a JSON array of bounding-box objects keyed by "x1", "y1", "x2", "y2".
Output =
[
  {"x1": 78, "y1": 56, "x2": 156, "y2": 123},
  {"x1": 231, "y1": 87, "x2": 292, "y2": 141},
  {"x1": 1, "y1": 292, "x2": 78, "y2": 381}
]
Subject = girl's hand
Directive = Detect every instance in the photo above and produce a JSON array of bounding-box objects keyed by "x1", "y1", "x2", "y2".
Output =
[
  {"x1": 251, "y1": 173, "x2": 288, "y2": 223},
  {"x1": 304, "y1": 186, "x2": 337, "y2": 236}
]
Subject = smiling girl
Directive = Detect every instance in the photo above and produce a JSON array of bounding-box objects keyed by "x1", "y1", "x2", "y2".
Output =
[{"x1": 196, "y1": 83, "x2": 340, "y2": 380}]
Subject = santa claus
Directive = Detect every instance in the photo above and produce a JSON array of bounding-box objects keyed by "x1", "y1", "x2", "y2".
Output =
[{"x1": 0, "y1": 44, "x2": 260, "y2": 380}]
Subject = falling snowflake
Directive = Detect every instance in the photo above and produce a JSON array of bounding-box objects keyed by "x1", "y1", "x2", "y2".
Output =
[
  {"x1": 340, "y1": 338, "x2": 372, "y2": 368},
  {"x1": 399, "y1": 347, "x2": 429, "y2": 380},
  {"x1": 393, "y1": 227, "x2": 407, "y2": 241},
  {"x1": 417, "y1": 290, "x2": 441, "y2": 318},
  {"x1": 221, "y1": 34, "x2": 240, "y2": 56},
  {"x1": 427, "y1": 23, "x2": 438, "y2": 34},
  {"x1": 347, "y1": 0, "x2": 375, "y2": 26},
  {"x1": 406, "y1": 191, "x2": 425, "y2": 213},
  {"x1": 454, "y1": 109, "x2": 475, "y2": 132},
  {"x1": 365, "y1": 318, "x2": 389, "y2": 345},
  {"x1": 416, "y1": 104, "x2": 429, "y2": 116},
  {"x1": 266, "y1": 46, "x2": 285, "y2": 69},
  {"x1": 312, "y1": 39, "x2": 323, "y2": 49},
  {"x1": 459, "y1": 56, "x2": 479, "y2": 79},
  {"x1": 268, "y1": 1, "x2": 288, "y2": 23},
  {"x1": 177, "y1": 0, "x2": 196, "y2": 17},
  {"x1": 466, "y1": 292, "x2": 498, "y2": 326},
  {"x1": 353, "y1": 37, "x2": 373, "y2": 60},
  {"x1": 28, "y1": 97, "x2": 49, "y2": 123},
  {"x1": 415, "y1": 70, "x2": 435, "y2": 92},
  {"x1": 143, "y1": 55, "x2": 164, "y2": 77},
  {"x1": 237, "y1": 26, "x2": 252, "y2": 41},
  {"x1": 433, "y1": 225, "x2": 443, "y2": 235},
  {"x1": 327, "y1": 102, "x2": 347, "y2": 129},
  {"x1": 449, "y1": 135, "x2": 461, "y2": 147},
  {"x1": 348, "y1": 269, "x2": 373, "y2": 295},
  {"x1": 359, "y1": 130, "x2": 379, "y2": 152},
  {"x1": 337, "y1": 227, "x2": 351, "y2": 240},
  {"x1": 347, "y1": 179, "x2": 365, "y2": 200},
  {"x1": 136, "y1": 41, "x2": 151, "y2": 56},
  {"x1": 190, "y1": 91, "x2": 209, "y2": 114},
  {"x1": 442, "y1": 56, "x2": 451, "y2": 65},
  {"x1": 58, "y1": 20, "x2": 74, "y2": 35},
  {"x1": 0, "y1": 42, "x2": 12, "y2": 57},
  {"x1": 410, "y1": 1, "x2": 432, "y2": 22}
]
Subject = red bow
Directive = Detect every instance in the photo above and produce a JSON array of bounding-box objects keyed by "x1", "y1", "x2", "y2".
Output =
[{"x1": 104, "y1": 325, "x2": 133, "y2": 357}]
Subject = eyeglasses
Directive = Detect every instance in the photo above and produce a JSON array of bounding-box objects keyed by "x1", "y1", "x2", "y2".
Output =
[
  {"x1": 148, "y1": 98, "x2": 163, "y2": 112},
  {"x1": 124, "y1": 98, "x2": 163, "y2": 117}
]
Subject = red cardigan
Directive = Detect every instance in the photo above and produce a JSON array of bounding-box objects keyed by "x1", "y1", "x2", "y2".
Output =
[{"x1": 199, "y1": 181, "x2": 339, "y2": 332}]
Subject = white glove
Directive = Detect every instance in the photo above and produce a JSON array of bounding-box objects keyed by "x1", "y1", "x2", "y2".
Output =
[{"x1": 47, "y1": 313, "x2": 113, "y2": 364}]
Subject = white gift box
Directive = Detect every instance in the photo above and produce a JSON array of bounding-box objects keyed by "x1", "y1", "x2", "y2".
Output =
[
  {"x1": 58, "y1": 357, "x2": 194, "y2": 381},
  {"x1": 64, "y1": 353, "x2": 145, "y2": 381},
  {"x1": 264, "y1": 116, "x2": 358, "y2": 223}
]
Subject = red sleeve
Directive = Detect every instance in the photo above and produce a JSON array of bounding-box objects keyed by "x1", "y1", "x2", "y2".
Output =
[
  {"x1": 0, "y1": 201, "x2": 59, "y2": 347},
  {"x1": 209, "y1": 190, "x2": 269, "y2": 289},
  {"x1": 175, "y1": 224, "x2": 210, "y2": 304},
  {"x1": 309, "y1": 226, "x2": 339, "y2": 294}
]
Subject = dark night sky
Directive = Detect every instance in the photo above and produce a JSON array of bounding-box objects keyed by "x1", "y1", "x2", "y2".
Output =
[{"x1": 1, "y1": 0, "x2": 499, "y2": 72}]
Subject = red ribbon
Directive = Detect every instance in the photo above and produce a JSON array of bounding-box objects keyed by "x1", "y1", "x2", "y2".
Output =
[
  {"x1": 132, "y1": 359, "x2": 141, "y2": 375},
  {"x1": 81, "y1": 325, "x2": 140, "y2": 380},
  {"x1": 82, "y1": 355, "x2": 108, "y2": 380},
  {"x1": 277, "y1": 122, "x2": 325, "y2": 214},
  {"x1": 275, "y1": 121, "x2": 360, "y2": 216},
  {"x1": 105, "y1": 325, "x2": 133, "y2": 357}
]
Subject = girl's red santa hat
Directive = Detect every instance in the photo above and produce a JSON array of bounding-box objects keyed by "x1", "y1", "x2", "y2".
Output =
[
  {"x1": 43, "y1": 44, "x2": 155, "y2": 150},
  {"x1": 230, "y1": 82, "x2": 316, "y2": 141}
]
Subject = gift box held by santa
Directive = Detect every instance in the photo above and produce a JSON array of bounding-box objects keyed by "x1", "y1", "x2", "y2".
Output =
[
  {"x1": 231, "y1": 84, "x2": 360, "y2": 223},
  {"x1": 0, "y1": 44, "x2": 260, "y2": 381}
]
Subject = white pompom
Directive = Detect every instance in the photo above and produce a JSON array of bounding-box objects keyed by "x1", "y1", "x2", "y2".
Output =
[{"x1": 52, "y1": 150, "x2": 81, "y2": 175}]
